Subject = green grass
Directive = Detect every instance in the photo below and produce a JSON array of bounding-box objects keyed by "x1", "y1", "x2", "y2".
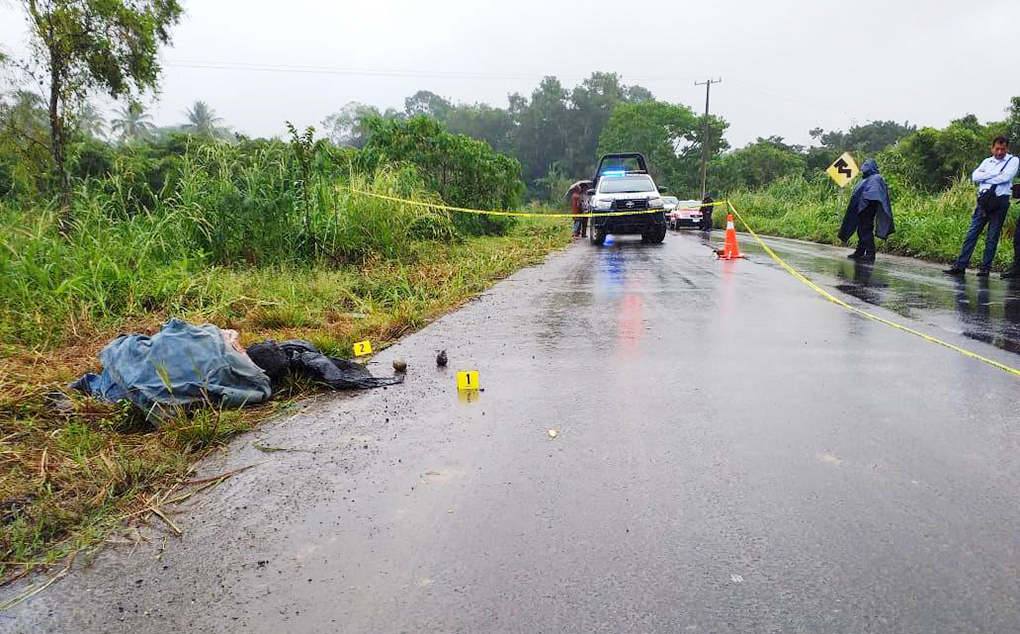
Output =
[
  {"x1": 0, "y1": 152, "x2": 569, "y2": 581},
  {"x1": 726, "y1": 174, "x2": 1017, "y2": 269},
  {"x1": 0, "y1": 224, "x2": 569, "y2": 581},
  {"x1": 0, "y1": 158, "x2": 465, "y2": 348}
]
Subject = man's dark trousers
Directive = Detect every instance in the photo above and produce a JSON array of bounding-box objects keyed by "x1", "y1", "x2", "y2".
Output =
[
  {"x1": 953, "y1": 200, "x2": 1009, "y2": 270},
  {"x1": 856, "y1": 202, "x2": 878, "y2": 254}
]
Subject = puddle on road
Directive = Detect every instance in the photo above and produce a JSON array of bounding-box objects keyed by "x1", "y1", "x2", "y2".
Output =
[{"x1": 742, "y1": 237, "x2": 1020, "y2": 357}]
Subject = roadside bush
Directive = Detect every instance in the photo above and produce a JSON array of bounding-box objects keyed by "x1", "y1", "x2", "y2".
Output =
[
  {"x1": 70, "y1": 138, "x2": 115, "y2": 181},
  {"x1": 362, "y1": 115, "x2": 524, "y2": 235},
  {"x1": 0, "y1": 144, "x2": 47, "y2": 202},
  {"x1": 0, "y1": 155, "x2": 14, "y2": 200}
]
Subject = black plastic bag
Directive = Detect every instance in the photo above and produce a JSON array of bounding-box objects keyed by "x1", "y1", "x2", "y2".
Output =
[{"x1": 247, "y1": 340, "x2": 404, "y2": 390}]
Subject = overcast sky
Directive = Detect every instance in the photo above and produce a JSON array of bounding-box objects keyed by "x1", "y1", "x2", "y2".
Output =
[{"x1": 2, "y1": 0, "x2": 1018, "y2": 149}]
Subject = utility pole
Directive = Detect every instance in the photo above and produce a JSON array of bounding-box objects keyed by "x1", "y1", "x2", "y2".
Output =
[{"x1": 695, "y1": 78, "x2": 721, "y2": 199}]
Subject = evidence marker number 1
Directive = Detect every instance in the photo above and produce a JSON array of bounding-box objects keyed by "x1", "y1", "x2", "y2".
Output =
[
  {"x1": 457, "y1": 371, "x2": 479, "y2": 391},
  {"x1": 353, "y1": 340, "x2": 373, "y2": 357}
]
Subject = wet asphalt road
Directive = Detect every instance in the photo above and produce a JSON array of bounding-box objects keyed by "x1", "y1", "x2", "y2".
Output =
[{"x1": 5, "y1": 230, "x2": 1020, "y2": 634}]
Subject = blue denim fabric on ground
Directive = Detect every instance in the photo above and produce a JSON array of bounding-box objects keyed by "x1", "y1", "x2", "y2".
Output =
[{"x1": 71, "y1": 318, "x2": 272, "y2": 420}]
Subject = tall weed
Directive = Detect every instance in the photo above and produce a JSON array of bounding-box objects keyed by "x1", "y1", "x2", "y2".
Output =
[{"x1": 0, "y1": 143, "x2": 458, "y2": 347}]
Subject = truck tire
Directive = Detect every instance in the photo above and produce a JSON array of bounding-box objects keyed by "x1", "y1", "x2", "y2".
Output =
[{"x1": 648, "y1": 225, "x2": 666, "y2": 244}]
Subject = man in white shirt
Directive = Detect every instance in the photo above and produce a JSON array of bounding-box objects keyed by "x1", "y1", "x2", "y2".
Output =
[{"x1": 944, "y1": 137, "x2": 1019, "y2": 277}]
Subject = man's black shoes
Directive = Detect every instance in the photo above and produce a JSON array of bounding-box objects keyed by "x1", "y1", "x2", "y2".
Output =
[
  {"x1": 847, "y1": 251, "x2": 863, "y2": 260},
  {"x1": 976, "y1": 268, "x2": 990, "y2": 277},
  {"x1": 943, "y1": 267, "x2": 966, "y2": 275},
  {"x1": 859, "y1": 253, "x2": 876, "y2": 263}
]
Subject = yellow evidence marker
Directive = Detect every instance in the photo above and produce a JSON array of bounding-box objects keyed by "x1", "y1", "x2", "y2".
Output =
[
  {"x1": 352, "y1": 340, "x2": 373, "y2": 356},
  {"x1": 826, "y1": 152, "x2": 859, "y2": 188},
  {"x1": 457, "y1": 371, "x2": 479, "y2": 391}
]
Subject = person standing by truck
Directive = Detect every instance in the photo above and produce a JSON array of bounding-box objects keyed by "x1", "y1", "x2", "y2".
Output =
[
  {"x1": 700, "y1": 194, "x2": 714, "y2": 231},
  {"x1": 570, "y1": 183, "x2": 588, "y2": 238}
]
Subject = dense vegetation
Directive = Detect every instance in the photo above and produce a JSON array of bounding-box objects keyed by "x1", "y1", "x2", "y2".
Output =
[
  {"x1": 714, "y1": 103, "x2": 1019, "y2": 195},
  {"x1": 324, "y1": 79, "x2": 1019, "y2": 215},
  {"x1": 0, "y1": 115, "x2": 536, "y2": 347},
  {"x1": 324, "y1": 74, "x2": 728, "y2": 199}
]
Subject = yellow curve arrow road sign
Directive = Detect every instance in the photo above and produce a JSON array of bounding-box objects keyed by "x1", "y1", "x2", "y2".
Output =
[{"x1": 826, "y1": 152, "x2": 859, "y2": 187}]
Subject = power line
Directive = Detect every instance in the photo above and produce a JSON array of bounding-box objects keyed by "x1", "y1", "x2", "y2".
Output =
[
  {"x1": 163, "y1": 59, "x2": 849, "y2": 116},
  {"x1": 162, "y1": 59, "x2": 701, "y2": 84},
  {"x1": 161, "y1": 59, "x2": 863, "y2": 133},
  {"x1": 725, "y1": 78, "x2": 852, "y2": 115},
  {"x1": 166, "y1": 60, "x2": 550, "y2": 80}
]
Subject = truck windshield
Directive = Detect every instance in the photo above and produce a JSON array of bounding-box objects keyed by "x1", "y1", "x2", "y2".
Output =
[{"x1": 599, "y1": 175, "x2": 655, "y2": 194}]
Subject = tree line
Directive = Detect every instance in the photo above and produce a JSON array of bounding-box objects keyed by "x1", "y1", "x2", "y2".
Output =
[
  {"x1": 321, "y1": 82, "x2": 1020, "y2": 201},
  {"x1": 320, "y1": 73, "x2": 682, "y2": 199},
  {"x1": 711, "y1": 105, "x2": 1020, "y2": 195}
]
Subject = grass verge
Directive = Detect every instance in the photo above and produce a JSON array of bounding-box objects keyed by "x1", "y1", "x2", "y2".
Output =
[{"x1": 0, "y1": 219, "x2": 570, "y2": 583}]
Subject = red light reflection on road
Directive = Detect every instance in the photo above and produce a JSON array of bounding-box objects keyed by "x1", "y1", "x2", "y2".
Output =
[{"x1": 617, "y1": 293, "x2": 644, "y2": 359}]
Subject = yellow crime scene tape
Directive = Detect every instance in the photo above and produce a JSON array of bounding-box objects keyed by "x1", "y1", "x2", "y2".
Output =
[
  {"x1": 338, "y1": 186, "x2": 726, "y2": 219},
  {"x1": 726, "y1": 201, "x2": 1020, "y2": 378},
  {"x1": 341, "y1": 186, "x2": 1015, "y2": 376}
]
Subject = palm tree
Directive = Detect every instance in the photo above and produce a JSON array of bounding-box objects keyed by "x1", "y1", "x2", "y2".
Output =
[
  {"x1": 110, "y1": 102, "x2": 155, "y2": 143},
  {"x1": 75, "y1": 103, "x2": 106, "y2": 139},
  {"x1": 1, "y1": 91, "x2": 50, "y2": 168},
  {"x1": 5, "y1": 91, "x2": 49, "y2": 135},
  {"x1": 182, "y1": 100, "x2": 227, "y2": 137}
]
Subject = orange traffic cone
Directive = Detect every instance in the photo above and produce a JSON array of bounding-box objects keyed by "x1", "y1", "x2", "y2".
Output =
[{"x1": 719, "y1": 214, "x2": 742, "y2": 260}]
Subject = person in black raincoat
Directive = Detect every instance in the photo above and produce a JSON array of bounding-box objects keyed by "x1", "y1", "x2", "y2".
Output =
[
  {"x1": 700, "y1": 194, "x2": 714, "y2": 231},
  {"x1": 838, "y1": 158, "x2": 894, "y2": 262}
]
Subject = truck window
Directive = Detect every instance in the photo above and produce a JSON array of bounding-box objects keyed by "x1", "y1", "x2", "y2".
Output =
[{"x1": 599, "y1": 175, "x2": 656, "y2": 194}]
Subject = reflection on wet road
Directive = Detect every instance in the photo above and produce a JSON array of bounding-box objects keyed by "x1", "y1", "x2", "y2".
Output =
[
  {"x1": 8, "y1": 229, "x2": 1020, "y2": 634},
  {"x1": 742, "y1": 234, "x2": 1020, "y2": 355}
]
